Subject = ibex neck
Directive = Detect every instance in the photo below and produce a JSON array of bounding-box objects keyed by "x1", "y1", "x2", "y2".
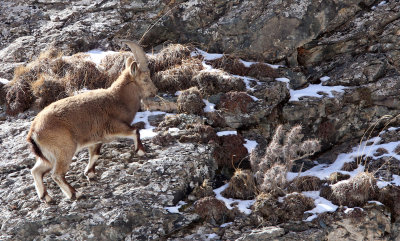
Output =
[{"x1": 109, "y1": 71, "x2": 142, "y2": 113}]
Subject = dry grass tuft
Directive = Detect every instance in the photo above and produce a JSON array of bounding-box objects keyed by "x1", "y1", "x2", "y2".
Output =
[
  {"x1": 148, "y1": 44, "x2": 193, "y2": 74},
  {"x1": 100, "y1": 51, "x2": 134, "y2": 85},
  {"x1": 6, "y1": 65, "x2": 37, "y2": 115},
  {"x1": 193, "y1": 71, "x2": 246, "y2": 96},
  {"x1": 189, "y1": 179, "x2": 215, "y2": 201},
  {"x1": 341, "y1": 161, "x2": 359, "y2": 172},
  {"x1": 194, "y1": 196, "x2": 233, "y2": 225},
  {"x1": 177, "y1": 87, "x2": 205, "y2": 115},
  {"x1": 38, "y1": 47, "x2": 63, "y2": 60},
  {"x1": 31, "y1": 74, "x2": 68, "y2": 109},
  {"x1": 206, "y1": 55, "x2": 248, "y2": 76},
  {"x1": 329, "y1": 172, "x2": 378, "y2": 207},
  {"x1": 253, "y1": 192, "x2": 315, "y2": 225},
  {"x1": 152, "y1": 58, "x2": 203, "y2": 93},
  {"x1": 62, "y1": 60, "x2": 109, "y2": 92},
  {"x1": 222, "y1": 169, "x2": 257, "y2": 200},
  {"x1": 247, "y1": 63, "x2": 279, "y2": 80},
  {"x1": 288, "y1": 175, "x2": 323, "y2": 192}
]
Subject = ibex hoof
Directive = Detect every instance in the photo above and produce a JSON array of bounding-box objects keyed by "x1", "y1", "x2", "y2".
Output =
[
  {"x1": 137, "y1": 149, "x2": 145, "y2": 156},
  {"x1": 70, "y1": 191, "x2": 84, "y2": 201},
  {"x1": 42, "y1": 194, "x2": 54, "y2": 204},
  {"x1": 85, "y1": 171, "x2": 96, "y2": 181}
]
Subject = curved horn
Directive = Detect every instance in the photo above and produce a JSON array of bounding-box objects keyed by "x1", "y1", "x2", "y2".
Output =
[{"x1": 120, "y1": 40, "x2": 149, "y2": 72}]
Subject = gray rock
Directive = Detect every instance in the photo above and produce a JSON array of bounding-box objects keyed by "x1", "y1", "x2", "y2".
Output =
[{"x1": 237, "y1": 226, "x2": 285, "y2": 241}]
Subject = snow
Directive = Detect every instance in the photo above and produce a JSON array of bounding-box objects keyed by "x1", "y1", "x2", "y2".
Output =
[
  {"x1": 192, "y1": 48, "x2": 223, "y2": 61},
  {"x1": 86, "y1": 49, "x2": 118, "y2": 67},
  {"x1": 132, "y1": 111, "x2": 167, "y2": 139},
  {"x1": 216, "y1": 131, "x2": 237, "y2": 136},
  {"x1": 303, "y1": 191, "x2": 338, "y2": 221},
  {"x1": 214, "y1": 183, "x2": 255, "y2": 215},
  {"x1": 220, "y1": 222, "x2": 233, "y2": 228},
  {"x1": 203, "y1": 99, "x2": 216, "y2": 112},
  {"x1": 205, "y1": 233, "x2": 219, "y2": 240},
  {"x1": 276, "y1": 77, "x2": 347, "y2": 101},
  {"x1": 320, "y1": 76, "x2": 330, "y2": 82},
  {"x1": 239, "y1": 59, "x2": 282, "y2": 69},
  {"x1": 344, "y1": 207, "x2": 363, "y2": 214},
  {"x1": 164, "y1": 201, "x2": 187, "y2": 214},
  {"x1": 0, "y1": 78, "x2": 10, "y2": 84},
  {"x1": 244, "y1": 139, "x2": 258, "y2": 153}
]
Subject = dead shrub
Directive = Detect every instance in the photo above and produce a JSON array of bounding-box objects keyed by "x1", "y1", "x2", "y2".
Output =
[
  {"x1": 100, "y1": 51, "x2": 134, "y2": 85},
  {"x1": 177, "y1": 87, "x2": 205, "y2": 115},
  {"x1": 49, "y1": 58, "x2": 73, "y2": 78},
  {"x1": 250, "y1": 125, "x2": 321, "y2": 193},
  {"x1": 222, "y1": 169, "x2": 256, "y2": 200},
  {"x1": 152, "y1": 58, "x2": 203, "y2": 93},
  {"x1": 213, "y1": 134, "x2": 248, "y2": 168},
  {"x1": 38, "y1": 47, "x2": 63, "y2": 60},
  {"x1": 288, "y1": 175, "x2": 323, "y2": 192},
  {"x1": 253, "y1": 192, "x2": 314, "y2": 225},
  {"x1": 148, "y1": 44, "x2": 193, "y2": 74},
  {"x1": 194, "y1": 196, "x2": 233, "y2": 225},
  {"x1": 193, "y1": 71, "x2": 246, "y2": 96},
  {"x1": 281, "y1": 193, "x2": 316, "y2": 221},
  {"x1": 178, "y1": 124, "x2": 218, "y2": 144},
  {"x1": 31, "y1": 74, "x2": 68, "y2": 109},
  {"x1": 329, "y1": 172, "x2": 379, "y2": 207},
  {"x1": 247, "y1": 63, "x2": 279, "y2": 80},
  {"x1": 6, "y1": 66, "x2": 37, "y2": 115},
  {"x1": 206, "y1": 55, "x2": 248, "y2": 76},
  {"x1": 62, "y1": 60, "x2": 109, "y2": 92},
  {"x1": 341, "y1": 161, "x2": 358, "y2": 172},
  {"x1": 0, "y1": 82, "x2": 7, "y2": 105}
]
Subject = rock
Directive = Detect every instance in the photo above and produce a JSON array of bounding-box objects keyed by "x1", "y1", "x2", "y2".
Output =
[
  {"x1": 237, "y1": 226, "x2": 285, "y2": 241},
  {"x1": 326, "y1": 203, "x2": 391, "y2": 241},
  {"x1": 213, "y1": 134, "x2": 248, "y2": 168}
]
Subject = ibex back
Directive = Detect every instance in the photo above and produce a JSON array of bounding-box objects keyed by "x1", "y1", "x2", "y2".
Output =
[{"x1": 26, "y1": 41, "x2": 157, "y2": 203}]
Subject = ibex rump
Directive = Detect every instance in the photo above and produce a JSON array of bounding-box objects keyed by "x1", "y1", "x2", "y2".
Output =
[{"x1": 26, "y1": 41, "x2": 157, "y2": 203}]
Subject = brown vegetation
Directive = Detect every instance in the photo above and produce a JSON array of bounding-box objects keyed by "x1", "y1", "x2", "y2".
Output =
[
  {"x1": 152, "y1": 58, "x2": 203, "y2": 93},
  {"x1": 328, "y1": 172, "x2": 379, "y2": 207},
  {"x1": 222, "y1": 169, "x2": 256, "y2": 200},
  {"x1": 194, "y1": 196, "x2": 233, "y2": 225},
  {"x1": 177, "y1": 87, "x2": 205, "y2": 115},
  {"x1": 193, "y1": 71, "x2": 246, "y2": 96},
  {"x1": 288, "y1": 175, "x2": 323, "y2": 192},
  {"x1": 148, "y1": 44, "x2": 193, "y2": 74}
]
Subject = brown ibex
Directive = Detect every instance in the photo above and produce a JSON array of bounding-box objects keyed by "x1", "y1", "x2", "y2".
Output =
[{"x1": 26, "y1": 40, "x2": 157, "y2": 203}]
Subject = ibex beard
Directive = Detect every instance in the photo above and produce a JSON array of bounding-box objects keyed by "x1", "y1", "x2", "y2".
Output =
[{"x1": 26, "y1": 41, "x2": 157, "y2": 203}]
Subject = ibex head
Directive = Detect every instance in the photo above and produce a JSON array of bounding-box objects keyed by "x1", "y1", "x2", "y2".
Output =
[{"x1": 122, "y1": 40, "x2": 157, "y2": 98}]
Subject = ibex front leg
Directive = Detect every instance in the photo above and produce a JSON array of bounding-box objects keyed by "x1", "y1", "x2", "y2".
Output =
[
  {"x1": 85, "y1": 143, "x2": 102, "y2": 180},
  {"x1": 132, "y1": 127, "x2": 145, "y2": 156}
]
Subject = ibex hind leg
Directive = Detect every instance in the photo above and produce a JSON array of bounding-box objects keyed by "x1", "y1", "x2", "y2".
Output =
[
  {"x1": 31, "y1": 157, "x2": 53, "y2": 203},
  {"x1": 85, "y1": 143, "x2": 102, "y2": 180},
  {"x1": 51, "y1": 146, "x2": 79, "y2": 200}
]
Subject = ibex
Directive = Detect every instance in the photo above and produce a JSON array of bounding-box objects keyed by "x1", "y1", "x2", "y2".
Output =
[{"x1": 26, "y1": 40, "x2": 157, "y2": 203}]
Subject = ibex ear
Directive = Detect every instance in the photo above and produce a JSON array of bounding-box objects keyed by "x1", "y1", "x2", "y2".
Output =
[
  {"x1": 125, "y1": 57, "x2": 134, "y2": 70},
  {"x1": 129, "y1": 61, "x2": 139, "y2": 77}
]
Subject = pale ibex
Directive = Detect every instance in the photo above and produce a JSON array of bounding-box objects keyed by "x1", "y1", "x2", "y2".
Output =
[{"x1": 26, "y1": 40, "x2": 157, "y2": 203}]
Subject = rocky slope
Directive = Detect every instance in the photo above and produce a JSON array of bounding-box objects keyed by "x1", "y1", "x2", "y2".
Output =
[{"x1": 1, "y1": 0, "x2": 400, "y2": 240}]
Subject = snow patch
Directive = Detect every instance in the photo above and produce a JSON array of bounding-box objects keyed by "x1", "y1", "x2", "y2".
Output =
[
  {"x1": 214, "y1": 184, "x2": 255, "y2": 215},
  {"x1": 303, "y1": 191, "x2": 338, "y2": 221},
  {"x1": 203, "y1": 99, "x2": 216, "y2": 112},
  {"x1": 132, "y1": 111, "x2": 167, "y2": 139},
  {"x1": 217, "y1": 131, "x2": 237, "y2": 136},
  {"x1": 0, "y1": 78, "x2": 10, "y2": 84},
  {"x1": 164, "y1": 201, "x2": 187, "y2": 214},
  {"x1": 86, "y1": 49, "x2": 118, "y2": 67},
  {"x1": 244, "y1": 139, "x2": 258, "y2": 153}
]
